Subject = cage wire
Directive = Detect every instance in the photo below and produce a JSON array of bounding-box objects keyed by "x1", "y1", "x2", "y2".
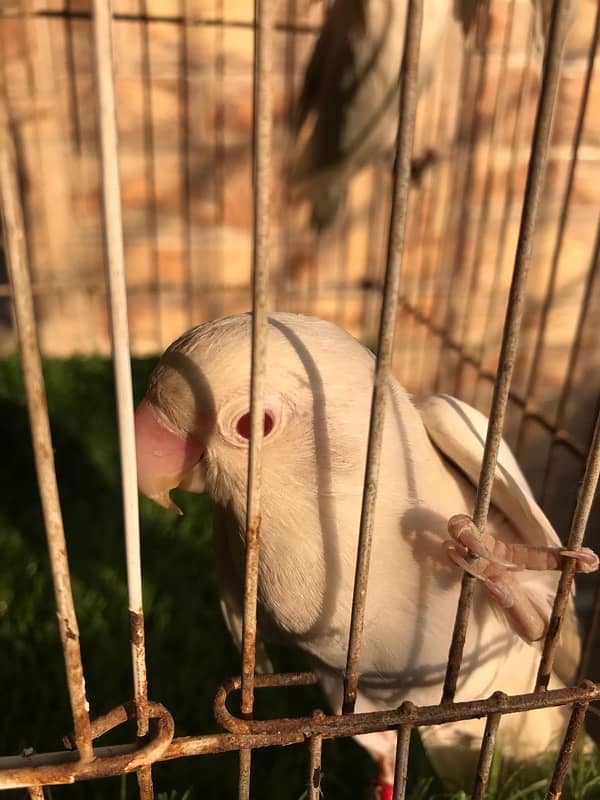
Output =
[{"x1": 0, "y1": 0, "x2": 599, "y2": 798}]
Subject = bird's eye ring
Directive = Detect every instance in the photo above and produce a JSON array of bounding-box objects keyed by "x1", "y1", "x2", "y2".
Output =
[{"x1": 236, "y1": 410, "x2": 275, "y2": 440}]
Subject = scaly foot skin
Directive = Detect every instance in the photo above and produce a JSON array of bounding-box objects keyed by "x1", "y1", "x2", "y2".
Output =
[{"x1": 444, "y1": 514, "x2": 600, "y2": 643}]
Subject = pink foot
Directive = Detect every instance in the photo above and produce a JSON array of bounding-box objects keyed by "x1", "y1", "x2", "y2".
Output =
[
  {"x1": 366, "y1": 778, "x2": 394, "y2": 800},
  {"x1": 444, "y1": 514, "x2": 599, "y2": 643}
]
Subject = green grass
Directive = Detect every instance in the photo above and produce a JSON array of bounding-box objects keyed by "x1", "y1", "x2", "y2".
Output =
[{"x1": 0, "y1": 357, "x2": 598, "y2": 799}]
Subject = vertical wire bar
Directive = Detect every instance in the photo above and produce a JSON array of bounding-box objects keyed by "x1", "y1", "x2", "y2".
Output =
[
  {"x1": 545, "y1": 694, "x2": 591, "y2": 800},
  {"x1": 361, "y1": 163, "x2": 386, "y2": 344},
  {"x1": 541, "y1": 217, "x2": 600, "y2": 503},
  {"x1": 430, "y1": 9, "x2": 486, "y2": 393},
  {"x1": 436, "y1": 10, "x2": 490, "y2": 393},
  {"x1": 442, "y1": 0, "x2": 573, "y2": 704},
  {"x1": 238, "y1": 0, "x2": 274, "y2": 792},
  {"x1": 413, "y1": 24, "x2": 452, "y2": 394},
  {"x1": 471, "y1": 20, "x2": 536, "y2": 405},
  {"x1": 335, "y1": 203, "x2": 350, "y2": 328},
  {"x1": 392, "y1": 723, "x2": 412, "y2": 800},
  {"x1": 213, "y1": 0, "x2": 226, "y2": 318},
  {"x1": 178, "y1": 0, "x2": 194, "y2": 330},
  {"x1": 471, "y1": 695, "x2": 505, "y2": 800},
  {"x1": 577, "y1": 580, "x2": 600, "y2": 682},
  {"x1": 92, "y1": 0, "x2": 151, "y2": 753},
  {"x1": 342, "y1": 0, "x2": 423, "y2": 713},
  {"x1": 307, "y1": 733, "x2": 323, "y2": 800},
  {"x1": 535, "y1": 410, "x2": 600, "y2": 691},
  {"x1": 515, "y1": 1, "x2": 600, "y2": 455},
  {"x1": 27, "y1": 787, "x2": 44, "y2": 800},
  {"x1": 403, "y1": 17, "x2": 448, "y2": 389},
  {"x1": 282, "y1": 0, "x2": 298, "y2": 310},
  {"x1": 64, "y1": 0, "x2": 83, "y2": 153},
  {"x1": 139, "y1": 0, "x2": 162, "y2": 351},
  {"x1": 453, "y1": 0, "x2": 517, "y2": 395},
  {"x1": 0, "y1": 117, "x2": 94, "y2": 763}
]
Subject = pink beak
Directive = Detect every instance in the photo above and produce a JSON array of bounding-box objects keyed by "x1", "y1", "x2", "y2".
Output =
[{"x1": 134, "y1": 397, "x2": 204, "y2": 514}]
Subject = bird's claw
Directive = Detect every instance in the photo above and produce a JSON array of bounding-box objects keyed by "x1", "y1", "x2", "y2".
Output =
[
  {"x1": 443, "y1": 541, "x2": 487, "y2": 581},
  {"x1": 445, "y1": 514, "x2": 600, "y2": 642},
  {"x1": 559, "y1": 547, "x2": 599, "y2": 573},
  {"x1": 447, "y1": 514, "x2": 517, "y2": 569}
]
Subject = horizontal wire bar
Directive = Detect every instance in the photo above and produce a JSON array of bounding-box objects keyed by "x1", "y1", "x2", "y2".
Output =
[
  {"x1": 213, "y1": 672, "x2": 599, "y2": 736},
  {"x1": 24, "y1": 7, "x2": 320, "y2": 34},
  {"x1": 2, "y1": 679, "x2": 597, "y2": 789},
  {"x1": 92, "y1": 0, "x2": 151, "y2": 747},
  {"x1": 442, "y1": 0, "x2": 573, "y2": 703},
  {"x1": 343, "y1": 0, "x2": 424, "y2": 715},
  {"x1": 0, "y1": 111, "x2": 94, "y2": 763},
  {"x1": 0, "y1": 702, "x2": 174, "y2": 791}
]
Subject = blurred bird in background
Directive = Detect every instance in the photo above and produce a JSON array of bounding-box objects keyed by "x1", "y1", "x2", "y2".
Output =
[
  {"x1": 134, "y1": 313, "x2": 597, "y2": 796},
  {"x1": 288, "y1": 0, "x2": 579, "y2": 230}
]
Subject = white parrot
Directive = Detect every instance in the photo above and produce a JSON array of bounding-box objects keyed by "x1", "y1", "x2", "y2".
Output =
[
  {"x1": 289, "y1": 0, "x2": 453, "y2": 229},
  {"x1": 134, "y1": 313, "x2": 597, "y2": 793},
  {"x1": 289, "y1": 0, "x2": 579, "y2": 230}
]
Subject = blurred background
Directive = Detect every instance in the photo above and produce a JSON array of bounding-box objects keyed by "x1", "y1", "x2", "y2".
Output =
[{"x1": 0, "y1": 0, "x2": 599, "y2": 797}]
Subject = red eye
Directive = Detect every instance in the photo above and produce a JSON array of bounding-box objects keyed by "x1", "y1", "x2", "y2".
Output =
[{"x1": 236, "y1": 411, "x2": 274, "y2": 439}]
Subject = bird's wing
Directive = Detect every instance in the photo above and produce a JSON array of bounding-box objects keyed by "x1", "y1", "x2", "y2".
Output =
[
  {"x1": 418, "y1": 393, "x2": 561, "y2": 548},
  {"x1": 213, "y1": 505, "x2": 274, "y2": 674},
  {"x1": 418, "y1": 393, "x2": 582, "y2": 683},
  {"x1": 293, "y1": 0, "x2": 367, "y2": 132}
]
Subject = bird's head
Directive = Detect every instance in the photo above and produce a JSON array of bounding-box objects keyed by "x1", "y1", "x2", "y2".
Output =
[{"x1": 134, "y1": 312, "x2": 373, "y2": 516}]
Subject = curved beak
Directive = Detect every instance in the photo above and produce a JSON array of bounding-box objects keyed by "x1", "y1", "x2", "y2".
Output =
[{"x1": 134, "y1": 397, "x2": 204, "y2": 514}]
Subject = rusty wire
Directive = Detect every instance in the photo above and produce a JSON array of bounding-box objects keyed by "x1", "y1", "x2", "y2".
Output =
[
  {"x1": 392, "y1": 719, "x2": 412, "y2": 800},
  {"x1": 471, "y1": 695, "x2": 505, "y2": 800},
  {"x1": 343, "y1": 0, "x2": 424, "y2": 715},
  {"x1": 536, "y1": 406, "x2": 600, "y2": 691},
  {"x1": 442, "y1": 0, "x2": 574, "y2": 704},
  {"x1": 541, "y1": 216, "x2": 600, "y2": 504},
  {"x1": 306, "y1": 718, "x2": 324, "y2": 800},
  {"x1": 1, "y1": 0, "x2": 599, "y2": 796},
  {"x1": 0, "y1": 702, "x2": 174, "y2": 790},
  {"x1": 514, "y1": 0, "x2": 600, "y2": 456},
  {"x1": 1, "y1": 675, "x2": 597, "y2": 790},
  {"x1": 238, "y1": 0, "x2": 274, "y2": 792},
  {"x1": 546, "y1": 698, "x2": 591, "y2": 800},
  {"x1": 0, "y1": 114, "x2": 94, "y2": 764}
]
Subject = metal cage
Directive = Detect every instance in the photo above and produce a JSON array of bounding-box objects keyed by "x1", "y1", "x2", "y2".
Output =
[{"x1": 0, "y1": 0, "x2": 599, "y2": 798}]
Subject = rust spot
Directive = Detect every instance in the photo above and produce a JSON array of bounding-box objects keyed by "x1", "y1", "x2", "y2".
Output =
[
  {"x1": 64, "y1": 620, "x2": 77, "y2": 641},
  {"x1": 312, "y1": 766, "x2": 321, "y2": 789},
  {"x1": 129, "y1": 611, "x2": 145, "y2": 647}
]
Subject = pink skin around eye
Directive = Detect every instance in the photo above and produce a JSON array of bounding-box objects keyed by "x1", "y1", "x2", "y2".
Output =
[
  {"x1": 236, "y1": 411, "x2": 274, "y2": 439},
  {"x1": 134, "y1": 397, "x2": 204, "y2": 510}
]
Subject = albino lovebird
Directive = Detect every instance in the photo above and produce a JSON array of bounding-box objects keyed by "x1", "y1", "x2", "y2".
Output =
[
  {"x1": 289, "y1": 0, "x2": 452, "y2": 229},
  {"x1": 134, "y1": 313, "x2": 598, "y2": 792},
  {"x1": 289, "y1": 0, "x2": 578, "y2": 230}
]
